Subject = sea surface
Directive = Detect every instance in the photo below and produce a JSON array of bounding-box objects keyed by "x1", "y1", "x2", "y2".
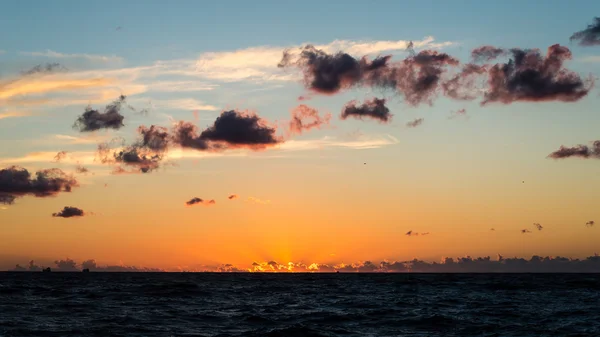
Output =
[{"x1": 1, "y1": 273, "x2": 599, "y2": 336}]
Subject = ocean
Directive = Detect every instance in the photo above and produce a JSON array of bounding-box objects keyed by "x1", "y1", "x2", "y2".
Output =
[{"x1": 0, "y1": 273, "x2": 599, "y2": 336}]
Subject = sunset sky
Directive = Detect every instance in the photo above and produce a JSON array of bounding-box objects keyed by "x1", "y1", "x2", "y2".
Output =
[{"x1": 1, "y1": 0, "x2": 599, "y2": 272}]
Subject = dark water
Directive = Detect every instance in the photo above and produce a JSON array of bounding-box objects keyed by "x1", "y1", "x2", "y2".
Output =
[{"x1": 1, "y1": 273, "x2": 599, "y2": 336}]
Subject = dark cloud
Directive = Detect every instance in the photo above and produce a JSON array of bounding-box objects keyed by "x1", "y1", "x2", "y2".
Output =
[
  {"x1": 547, "y1": 141, "x2": 600, "y2": 159},
  {"x1": 481, "y1": 44, "x2": 592, "y2": 105},
  {"x1": 278, "y1": 45, "x2": 392, "y2": 95},
  {"x1": 81, "y1": 259, "x2": 162, "y2": 272},
  {"x1": 392, "y1": 50, "x2": 460, "y2": 106},
  {"x1": 172, "y1": 110, "x2": 281, "y2": 151},
  {"x1": 97, "y1": 141, "x2": 163, "y2": 174},
  {"x1": 21, "y1": 63, "x2": 68, "y2": 76},
  {"x1": 228, "y1": 194, "x2": 238, "y2": 200},
  {"x1": 8, "y1": 255, "x2": 600, "y2": 273},
  {"x1": 0, "y1": 166, "x2": 78, "y2": 205},
  {"x1": 52, "y1": 206, "x2": 85, "y2": 218},
  {"x1": 406, "y1": 118, "x2": 424, "y2": 128},
  {"x1": 13, "y1": 259, "x2": 162, "y2": 272},
  {"x1": 0, "y1": 193, "x2": 16, "y2": 205},
  {"x1": 185, "y1": 197, "x2": 216, "y2": 206},
  {"x1": 340, "y1": 98, "x2": 392, "y2": 123},
  {"x1": 73, "y1": 95, "x2": 126, "y2": 132},
  {"x1": 171, "y1": 121, "x2": 213, "y2": 151},
  {"x1": 217, "y1": 264, "x2": 248, "y2": 272},
  {"x1": 406, "y1": 231, "x2": 429, "y2": 236},
  {"x1": 490, "y1": 228, "x2": 496, "y2": 231},
  {"x1": 137, "y1": 125, "x2": 170, "y2": 152},
  {"x1": 75, "y1": 165, "x2": 89, "y2": 174},
  {"x1": 471, "y1": 46, "x2": 506, "y2": 62},
  {"x1": 96, "y1": 128, "x2": 170, "y2": 174},
  {"x1": 12, "y1": 260, "x2": 41, "y2": 272},
  {"x1": 521, "y1": 229, "x2": 532, "y2": 234},
  {"x1": 533, "y1": 223, "x2": 543, "y2": 231},
  {"x1": 54, "y1": 258, "x2": 78, "y2": 271},
  {"x1": 288, "y1": 105, "x2": 331, "y2": 135},
  {"x1": 570, "y1": 17, "x2": 600, "y2": 46},
  {"x1": 199, "y1": 110, "x2": 281, "y2": 149},
  {"x1": 54, "y1": 151, "x2": 67, "y2": 162},
  {"x1": 586, "y1": 220, "x2": 595, "y2": 227}
]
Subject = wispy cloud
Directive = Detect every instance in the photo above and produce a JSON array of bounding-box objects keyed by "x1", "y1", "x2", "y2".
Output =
[
  {"x1": 47, "y1": 134, "x2": 111, "y2": 145},
  {"x1": 246, "y1": 197, "x2": 271, "y2": 205},
  {"x1": 149, "y1": 98, "x2": 219, "y2": 111},
  {"x1": 20, "y1": 50, "x2": 123, "y2": 63},
  {"x1": 195, "y1": 36, "x2": 454, "y2": 82},
  {"x1": 0, "y1": 76, "x2": 113, "y2": 102},
  {"x1": 146, "y1": 81, "x2": 219, "y2": 92},
  {"x1": 0, "y1": 110, "x2": 31, "y2": 120},
  {"x1": 0, "y1": 151, "x2": 98, "y2": 166},
  {"x1": 277, "y1": 134, "x2": 399, "y2": 151}
]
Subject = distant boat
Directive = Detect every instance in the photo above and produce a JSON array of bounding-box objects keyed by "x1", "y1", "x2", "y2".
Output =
[
  {"x1": 82, "y1": 268, "x2": 90, "y2": 273},
  {"x1": 42, "y1": 267, "x2": 51, "y2": 272}
]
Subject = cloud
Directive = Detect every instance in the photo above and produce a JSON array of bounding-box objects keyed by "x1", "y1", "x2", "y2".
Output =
[
  {"x1": 0, "y1": 75, "x2": 112, "y2": 103},
  {"x1": 0, "y1": 110, "x2": 32, "y2": 120},
  {"x1": 481, "y1": 44, "x2": 593, "y2": 105},
  {"x1": 7, "y1": 254, "x2": 600, "y2": 273},
  {"x1": 570, "y1": 17, "x2": 600, "y2": 46},
  {"x1": 406, "y1": 118, "x2": 424, "y2": 128},
  {"x1": 246, "y1": 197, "x2": 270, "y2": 205},
  {"x1": 288, "y1": 105, "x2": 331, "y2": 135},
  {"x1": 521, "y1": 229, "x2": 532, "y2": 234},
  {"x1": 389, "y1": 50, "x2": 460, "y2": 106},
  {"x1": 146, "y1": 81, "x2": 218, "y2": 92},
  {"x1": 405, "y1": 230, "x2": 430, "y2": 236},
  {"x1": 185, "y1": 197, "x2": 216, "y2": 206},
  {"x1": 20, "y1": 50, "x2": 123, "y2": 63},
  {"x1": 586, "y1": 221, "x2": 595, "y2": 227},
  {"x1": 149, "y1": 98, "x2": 219, "y2": 111},
  {"x1": 73, "y1": 95, "x2": 127, "y2": 132},
  {"x1": 21, "y1": 63, "x2": 68, "y2": 76},
  {"x1": 547, "y1": 141, "x2": 600, "y2": 159},
  {"x1": 278, "y1": 134, "x2": 398, "y2": 151},
  {"x1": 196, "y1": 36, "x2": 453, "y2": 82},
  {"x1": 0, "y1": 166, "x2": 78, "y2": 205},
  {"x1": 48, "y1": 134, "x2": 109, "y2": 145},
  {"x1": 96, "y1": 135, "x2": 165, "y2": 174},
  {"x1": 228, "y1": 194, "x2": 238, "y2": 200},
  {"x1": 0, "y1": 151, "x2": 96, "y2": 165},
  {"x1": 52, "y1": 206, "x2": 85, "y2": 218},
  {"x1": 75, "y1": 165, "x2": 89, "y2": 174},
  {"x1": 533, "y1": 223, "x2": 543, "y2": 231},
  {"x1": 449, "y1": 108, "x2": 467, "y2": 119},
  {"x1": 471, "y1": 46, "x2": 506, "y2": 62},
  {"x1": 340, "y1": 98, "x2": 392, "y2": 123},
  {"x1": 278, "y1": 45, "x2": 395, "y2": 94},
  {"x1": 172, "y1": 110, "x2": 282, "y2": 151},
  {"x1": 54, "y1": 151, "x2": 68, "y2": 163},
  {"x1": 441, "y1": 63, "x2": 488, "y2": 101}
]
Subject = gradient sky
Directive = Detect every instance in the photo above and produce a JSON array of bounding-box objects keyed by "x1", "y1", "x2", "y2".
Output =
[{"x1": 1, "y1": 0, "x2": 600, "y2": 271}]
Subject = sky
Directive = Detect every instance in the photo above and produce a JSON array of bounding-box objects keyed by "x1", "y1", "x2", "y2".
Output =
[{"x1": 1, "y1": 0, "x2": 600, "y2": 272}]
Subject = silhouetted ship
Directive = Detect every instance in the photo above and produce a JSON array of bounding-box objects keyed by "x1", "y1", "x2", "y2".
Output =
[
  {"x1": 82, "y1": 268, "x2": 90, "y2": 273},
  {"x1": 42, "y1": 267, "x2": 51, "y2": 272}
]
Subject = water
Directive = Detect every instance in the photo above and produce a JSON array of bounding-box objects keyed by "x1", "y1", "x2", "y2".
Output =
[{"x1": 1, "y1": 273, "x2": 599, "y2": 336}]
